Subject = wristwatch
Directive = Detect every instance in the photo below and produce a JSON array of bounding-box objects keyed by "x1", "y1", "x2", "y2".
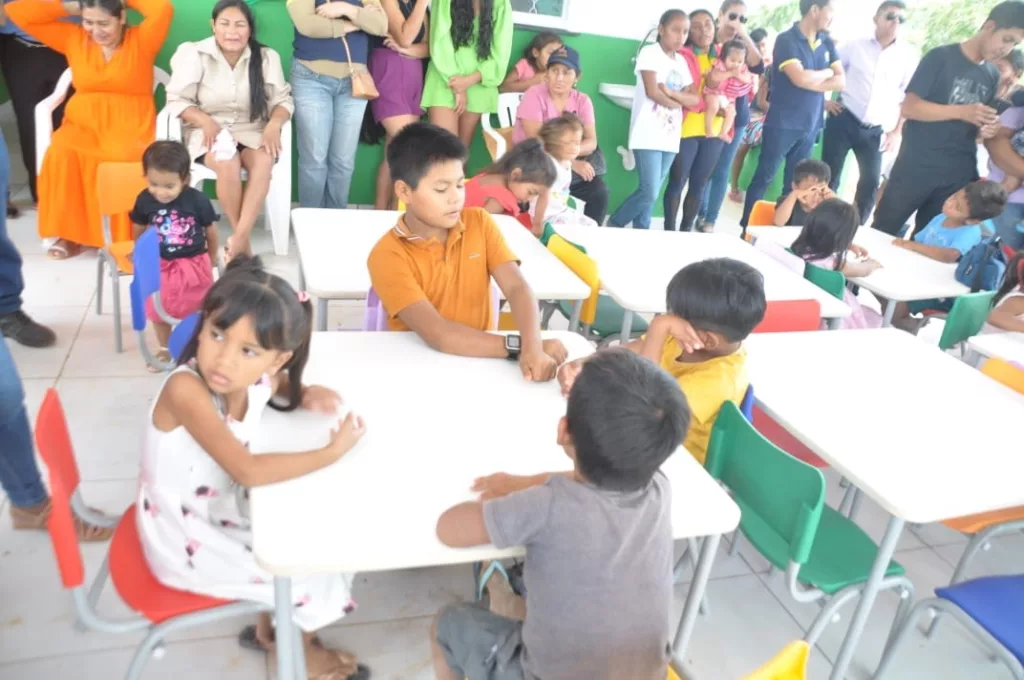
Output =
[{"x1": 504, "y1": 334, "x2": 522, "y2": 360}]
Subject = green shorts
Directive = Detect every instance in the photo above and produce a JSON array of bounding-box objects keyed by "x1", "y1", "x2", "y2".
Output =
[{"x1": 436, "y1": 603, "x2": 525, "y2": 680}]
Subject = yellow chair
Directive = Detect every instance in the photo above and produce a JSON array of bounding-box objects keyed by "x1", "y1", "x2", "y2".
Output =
[
  {"x1": 980, "y1": 357, "x2": 1024, "y2": 393},
  {"x1": 546, "y1": 234, "x2": 647, "y2": 344},
  {"x1": 744, "y1": 640, "x2": 810, "y2": 679},
  {"x1": 96, "y1": 162, "x2": 150, "y2": 353}
]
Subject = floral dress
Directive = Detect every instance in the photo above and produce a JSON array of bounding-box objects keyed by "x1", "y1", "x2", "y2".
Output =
[{"x1": 137, "y1": 365, "x2": 355, "y2": 632}]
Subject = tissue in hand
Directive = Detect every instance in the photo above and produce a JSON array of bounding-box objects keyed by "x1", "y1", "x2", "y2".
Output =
[{"x1": 212, "y1": 129, "x2": 237, "y2": 161}]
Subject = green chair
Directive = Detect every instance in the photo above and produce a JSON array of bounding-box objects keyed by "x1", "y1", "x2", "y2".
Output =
[
  {"x1": 937, "y1": 291, "x2": 997, "y2": 352},
  {"x1": 804, "y1": 263, "x2": 846, "y2": 301},
  {"x1": 705, "y1": 402, "x2": 915, "y2": 648}
]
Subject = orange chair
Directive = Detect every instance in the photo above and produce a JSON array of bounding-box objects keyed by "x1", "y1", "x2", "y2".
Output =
[
  {"x1": 34, "y1": 389, "x2": 269, "y2": 680},
  {"x1": 754, "y1": 299, "x2": 821, "y2": 333},
  {"x1": 927, "y1": 359, "x2": 1024, "y2": 638},
  {"x1": 748, "y1": 200, "x2": 777, "y2": 227},
  {"x1": 96, "y1": 162, "x2": 150, "y2": 353}
]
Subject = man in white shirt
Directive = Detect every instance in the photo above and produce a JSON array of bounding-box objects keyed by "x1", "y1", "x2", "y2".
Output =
[{"x1": 821, "y1": 0, "x2": 918, "y2": 224}]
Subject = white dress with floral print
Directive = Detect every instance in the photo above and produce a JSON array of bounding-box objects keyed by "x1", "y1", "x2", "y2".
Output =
[{"x1": 137, "y1": 365, "x2": 355, "y2": 632}]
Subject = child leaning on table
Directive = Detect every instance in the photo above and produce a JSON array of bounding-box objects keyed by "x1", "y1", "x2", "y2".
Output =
[
  {"x1": 464, "y1": 137, "x2": 558, "y2": 229},
  {"x1": 367, "y1": 122, "x2": 568, "y2": 381},
  {"x1": 131, "y1": 141, "x2": 219, "y2": 368},
  {"x1": 560, "y1": 258, "x2": 766, "y2": 465},
  {"x1": 136, "y1": 257, "x2": 370, "y2": 679},
  {"x1": 774, "y1": 159, "x2": 834, "y2": 227},
  {"x1": 431, "y1": 349, "x2": 690, "y2": 680},
  {"x1": 889, "y1": 180, "x2": 1008, "y2": 332}
]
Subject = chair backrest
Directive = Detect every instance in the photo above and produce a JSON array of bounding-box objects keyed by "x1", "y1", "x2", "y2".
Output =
[
  {"x1": 754, "y1": 300, "x2": 822, "y2": 333},
  {"x1": 744, "y1": 640, "x2": 810, "y2": 680},
  {"x1": 367, "y1": 285, "x2": 501, "y2": 330},
  {"x1": 981, "y1": 357, "x2": 1024, "y2": 394},
  {"x1": 749, "y1": 200, "x2": 777, "y2": 227},
  {"x1": 96, "y1": 161, "x2": 149, "y2": 248},
  {"x1": 495, "y1": 92, "x2": 523, "y2": 129},
  {"x1": 938, "y1": 291, "x2": 997, "y2": 351},
  {"x1": 34, "y1": 389, "x2": 86, "y2": 589},
  {"x1": 705, "y1": 402, "x2": 826, "y2": 568},
  {"x1": 739, "y1": 384, "x2": 755, "y2": 423},
  {"x1": 804, "y1": 262, "x2": 846, "y2": 301},
  {"x1": 547, "y1": 234, "x2": 600, "y2": 326},
  {"x1": 129, "y1": 228, "x2": 163, "y2": 332},
  {"x1": 168, "y1": 312, "x2": 201, "y2": 361}
]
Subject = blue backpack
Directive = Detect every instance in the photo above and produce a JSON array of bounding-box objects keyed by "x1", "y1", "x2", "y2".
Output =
[{"x1": 956, "y1": 234, "x2": 1007, "y2": 292}]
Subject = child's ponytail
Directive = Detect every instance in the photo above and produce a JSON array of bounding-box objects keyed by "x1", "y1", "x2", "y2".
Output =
[
  {"x1": 483, "y1": 138, "x2": 558, "y2": 188},
  {"x1": 995, "y1": 251, "x2": 1024, "y2": 303},
  {"x1": 274, "y1": 295, "x2": 313, "y2": 413}
]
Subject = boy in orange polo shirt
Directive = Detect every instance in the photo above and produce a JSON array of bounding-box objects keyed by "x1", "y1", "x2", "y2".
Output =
[{"x1": 368, "y1": 123, "x2": 567, "y2": 381}]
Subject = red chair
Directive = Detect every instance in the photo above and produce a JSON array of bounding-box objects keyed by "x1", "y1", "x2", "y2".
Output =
[
  {"x1": 35, "y1": 389, "x2": 269, "y2": 680},
  {"x1": 754, "y1": 299, "x2": 821, "y2": 333}
]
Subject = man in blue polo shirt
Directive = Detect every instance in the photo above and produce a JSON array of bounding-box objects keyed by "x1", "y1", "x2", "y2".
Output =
[{"x1": 740, "y1": 0, "x2": 845, "y2": 232}]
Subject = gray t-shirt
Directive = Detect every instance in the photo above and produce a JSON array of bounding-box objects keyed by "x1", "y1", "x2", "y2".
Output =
[{"x1": 483, "y1": 472, "x2": 673, "y2": 680}]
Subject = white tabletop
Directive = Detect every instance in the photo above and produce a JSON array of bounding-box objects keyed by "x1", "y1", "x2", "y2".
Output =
[
  {"x1": 968, "y1": 331, "x2": 1024, "y2": 366},
  {"x1": 552, "y1": 225, "x2": 850, "y2": 319},
  {"x1": 250, "y1": 332, "x2": 740, "y2": 575},
  {"x1": 291, "y1": 209, "x2": 589, "y2": 302},
  {"x1": 745, "y1": 328, "x2": 1024, "y2": 523},
  {"x1": 747, "y1": 226, "x2": 970, "y2": 303}
]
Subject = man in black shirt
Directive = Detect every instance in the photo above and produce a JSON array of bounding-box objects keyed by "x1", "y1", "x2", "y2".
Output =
[{"x1": 871, "y1": 1, "x2": 1024, "y2": 236}]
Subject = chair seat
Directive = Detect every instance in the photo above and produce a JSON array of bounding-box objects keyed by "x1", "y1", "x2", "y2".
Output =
[
  {"x1": 558, "y1": 296, "x2": 649, "y2": 338},
  {"x1": 942, "y1": 506, "x2": 1024, "y2": 534},
  {"x1": 742, "y1": 503, "x2": 904, "y2": 595},
  {"x1": 108, "y1": 240, "x2": 135, "y2": 275},
  {"x1": 110, "y1": 504, "x2": 232, "y2": 624},
  {"x1": 937, "y1": 575, "x2": 1024, "y2": 663}
]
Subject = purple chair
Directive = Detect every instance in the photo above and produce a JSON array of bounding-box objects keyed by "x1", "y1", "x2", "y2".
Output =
[{"x1": 364, "y1": 284, "x2": 502, "y2": 331}]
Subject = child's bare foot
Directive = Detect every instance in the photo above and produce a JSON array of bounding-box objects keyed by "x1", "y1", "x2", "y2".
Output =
[{"x1": 728, "y1": 188, "x2": 744, "y2": 203}]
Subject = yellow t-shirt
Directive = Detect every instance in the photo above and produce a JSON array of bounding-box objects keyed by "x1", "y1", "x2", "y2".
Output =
[
  {"x1": 658, "y1": 337, "x2": 749, "y2": 463},
  {"x1": 681, "y1": 52, "x2": 725, "y2": 139}
]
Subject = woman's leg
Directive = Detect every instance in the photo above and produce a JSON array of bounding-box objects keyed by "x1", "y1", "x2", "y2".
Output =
[
  {"x1": 429, "y1": 107, "x2": 459, "y2": 135},
  {"x1": 324, "y1": 78, "x2": 368, "y2": 210},
  {"x1": 0, "y1": 332, "x2": 47, "y2": 510},
  {"x1": 291, "y1": 62, "x2": 334, "y2": 209},
  {"x1": 702, "y1": 131, "x2": 743, "y2": 230},
  {"x1": 375, "y1": 115, "x2": 420, "y2": 210},
  {"x1": 456, "y1": 112, "x2": 483, "y2": 150},
  {"x1": 609, "y1": 150, "x2": 663, "y2": 229},
  {"x1": 730, "y1": 143, "x2": 750, "y2": 197},
  {"x1": 680, "y1": 138, "x2": 725, "y2": 231},
  {"x1": 202, "y1": 152, "x2": 244, "y2": 235},
  {"x1": 665, "y1": 138, "x2": 700, "y2": 231},
  {"x1": 234, "y1": 148, "x2": 274, "y2": 257},
  {"x1": 569, "y1": 173, "x2": 609, "y2": 224}
]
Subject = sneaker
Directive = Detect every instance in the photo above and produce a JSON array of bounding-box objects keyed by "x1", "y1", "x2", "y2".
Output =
[{"x1": 0, "y1": 309, "x2": 57, "y2": 348}]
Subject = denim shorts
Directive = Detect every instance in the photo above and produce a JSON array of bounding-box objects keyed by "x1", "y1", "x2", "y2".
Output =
[{"x1": 436, "y1": 603, "x2": 525, "y2": 680}]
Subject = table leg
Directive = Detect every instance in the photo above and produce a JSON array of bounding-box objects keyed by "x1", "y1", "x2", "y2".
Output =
[
  {"x1": 274, "y1": 576, "x2": 301, "y2": 680},
  {"x1": 882, "y1": 299, "x2": 897, "y2": 328},
  {"x1": 317, "y1": 298, "x2": 328, "y2": 332},
  {"x1": 672, "y1": 533, "x2": 721, "y2": 661},
  {"x1": 619, "y1": 310, "x2": 634, "y2": 344},
  {"x1": 298, "y1": 261, "x2": 306, "y2": 293},
  {"x1": 826, "y1": 317, "x2": 841, "y2": 330},
  {"x1": 828, "y1": 515, "x2": 905, "y2": 680},
  {"x1": 569, "y1": 299, "x2": 582, "y2": 333}
]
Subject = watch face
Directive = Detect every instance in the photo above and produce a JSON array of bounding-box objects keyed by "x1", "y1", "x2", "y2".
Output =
[{"x1": 507, "y1": 335, "x2": 521, "y2": 350}]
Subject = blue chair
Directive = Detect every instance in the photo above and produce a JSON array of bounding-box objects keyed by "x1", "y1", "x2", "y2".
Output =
[
  {"x1": 875, "y1": 574, "x2": 1024, "y2": 679},
  {"x1": 129, "y1": 228, "x2": 179, "y2": 371},
  {"x1": 739, "y1": 385, "x2": 754, "y2": 423},
  {"x1": 168, "y1": 313, "x2": 200, "y2": 362}
]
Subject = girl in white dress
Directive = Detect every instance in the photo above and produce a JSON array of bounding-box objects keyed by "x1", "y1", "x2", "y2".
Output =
[
  {"x1": 137, "y1": 256, "x2": 368, "y2": 679},
  {"x1": 531, "y1": 113, "x2": 598, "y2": 234}
]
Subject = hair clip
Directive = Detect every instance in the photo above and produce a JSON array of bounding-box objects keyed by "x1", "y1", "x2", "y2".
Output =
[{"x1": 297, "y1": 290, "x2": 310, "y2": 303}]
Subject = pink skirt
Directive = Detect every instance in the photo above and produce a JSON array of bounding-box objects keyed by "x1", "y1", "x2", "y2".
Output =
[{"x1": 146, "y1": 254, "x2": 214, "y2": 323}]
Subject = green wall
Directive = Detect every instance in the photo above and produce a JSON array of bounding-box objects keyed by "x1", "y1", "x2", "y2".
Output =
[{"x1": 160, "y1": 0, "x2": 640, "y2": 210}]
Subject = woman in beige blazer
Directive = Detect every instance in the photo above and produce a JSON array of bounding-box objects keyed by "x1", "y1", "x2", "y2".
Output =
[{"x1": 165, "y1": 0, "x2": 293, "y2": 259}]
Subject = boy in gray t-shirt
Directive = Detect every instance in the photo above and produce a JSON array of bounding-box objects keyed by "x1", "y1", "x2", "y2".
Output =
[{"x1": 431, "y1": 349, "x2": 692, "y2": 680}]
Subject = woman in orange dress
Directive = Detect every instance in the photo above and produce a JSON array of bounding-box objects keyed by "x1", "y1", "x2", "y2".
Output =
[{"x1": 7, "y1": 0, "x2": 173, "y2": 259}]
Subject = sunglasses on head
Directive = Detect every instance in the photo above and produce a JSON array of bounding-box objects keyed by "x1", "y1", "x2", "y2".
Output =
[
  {"x1": 727, "y1": 12, "x2": 748, "y2": 24},
  {"x1": 884, "y1": 12, "x2": 906, "y2": 23}
]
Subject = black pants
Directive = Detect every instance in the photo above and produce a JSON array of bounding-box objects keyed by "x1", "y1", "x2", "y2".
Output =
[
  {"x1": 569, "y1": 171, "x2": 609, "y2": 224},
  {"x1": 821, "y1": 108, "x2": 883, "y2": 225},
  {"x1": 870, "y1": 153, "x2": 974, "y2": 237},
  {"x1": 663, "y1": 136, "x2": 725, "y2": 231},
  {"x1": 0, "y1": 35, "x2": 69, "y2": 203}
]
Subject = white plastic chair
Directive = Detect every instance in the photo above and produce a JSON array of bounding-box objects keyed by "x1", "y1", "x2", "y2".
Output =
[
  {"x1": 155, "y1": 109, "x2": 293, "y2": 257},
  {"x1": 34, "y1": 67, "x2": 171, "y2": 175},
  {"x1": 481, "y1": 92, "x2": 524, "y2": 160}
]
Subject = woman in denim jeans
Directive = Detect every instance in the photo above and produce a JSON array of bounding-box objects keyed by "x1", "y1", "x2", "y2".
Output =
[{"x1": 288, "y1": 0, "x2": 388, "y2": 209}]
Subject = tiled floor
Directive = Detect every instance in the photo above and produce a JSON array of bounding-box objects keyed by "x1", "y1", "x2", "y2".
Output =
[{"x1": 1, "y1": 104, "x2": 1022, "y2": 680}]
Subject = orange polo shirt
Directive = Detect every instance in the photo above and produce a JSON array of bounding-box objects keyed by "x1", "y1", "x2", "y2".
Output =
[{"x1": 367, "y1": 207, "x2": 519, "y2": 331}]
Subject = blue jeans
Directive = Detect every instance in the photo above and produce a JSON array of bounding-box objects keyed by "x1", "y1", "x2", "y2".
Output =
[
  {"x1": 741, "y1": 126, "x2": 817, "y2": 228},
  {"x1": 993, "y1": 201, "x2": 1024, "y2": 250},
  {"x1": 0, "y1": 334, "x2": 46, "y2": 508},
  {"x1": 699, "y1": 130, "x2": 742, "y2": 225},
  {"x1": 609, "y1": 149, "x2": 676, "y2": 229},
  {"x1": 0, "y1": 128, "x2": 23, "y2": 316},
  {"x1": 291, "y1": 62, "x2": 368, "y2": 209}
]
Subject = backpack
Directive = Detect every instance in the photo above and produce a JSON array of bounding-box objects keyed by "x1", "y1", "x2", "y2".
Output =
[{"x1": 956, "y1": 234, "x2": 1007, "y2": 292}]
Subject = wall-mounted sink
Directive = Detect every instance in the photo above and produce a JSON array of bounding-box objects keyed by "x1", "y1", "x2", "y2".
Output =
[{"x1": 599, "y1": 83, "x2": 634, "y2": 111}]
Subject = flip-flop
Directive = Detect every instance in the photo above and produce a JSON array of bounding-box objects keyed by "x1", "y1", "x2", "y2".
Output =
[
  {"x1": 238, "y1": 626, "x2": 371, "y2": 680},
  {"x1": 46, "y1": 240, "x2": 82, "y2": 260},
  {"x1": 476, "y1": 560, "x2": 511, "y2": 601}
]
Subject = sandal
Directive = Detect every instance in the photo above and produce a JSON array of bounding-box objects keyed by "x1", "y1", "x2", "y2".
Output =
[
  {"x1": 238, "y1": 626, "x2": 370, "y2": 680},
  {"x1": 46, "y1": 239, "x2": 83, "y2": 260},
  {"x1": 146, "y1": 348, "x2": 172, "y2": 374},
  {"x1": 10, "y1": 500, "x2": 114, "y2": 542}
]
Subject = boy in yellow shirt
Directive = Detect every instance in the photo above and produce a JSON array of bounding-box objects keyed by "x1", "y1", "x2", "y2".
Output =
[{"x1": 559, "y1": 258, "x2": 766, "y2": 463}]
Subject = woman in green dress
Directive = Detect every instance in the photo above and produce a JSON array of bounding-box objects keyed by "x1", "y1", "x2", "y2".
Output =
[{"x1": 422, "y1": 0, "x2": 513, "y2": 148}]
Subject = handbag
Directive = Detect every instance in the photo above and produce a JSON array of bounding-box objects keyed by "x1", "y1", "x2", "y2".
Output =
[{"x1": 341, "y1": 33, "x2": 379, "y2": 100}]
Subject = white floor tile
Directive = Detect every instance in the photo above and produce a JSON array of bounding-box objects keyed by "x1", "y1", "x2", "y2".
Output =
[
  {"x1": 4, "y1": 306, "x2": 83, "y2": 380},
  {"x1": 18, "y1": 252, "x2": 100, "y2": 309},
  {"x1": 332, "y1": 564, "x2": 475, "y2": 629},
  {"x1": 933, "y1": 532, "x2": 1024, "y2": 580},
  {"x1": 62, "y1": 309, "x2": 163, "y2": 379}
]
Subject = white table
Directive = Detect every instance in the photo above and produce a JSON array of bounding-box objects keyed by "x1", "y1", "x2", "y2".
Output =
[
  {"x1": 968, "y1": 331, "x2": 1024, "y2": 367},
  {"x1": 551, "y1": 226, "x2": 850, "y2": 338},
  {"x1": 291, "y1": 209, "x2": 590, "y2": 331},
  {"x1": 251, "y1": 332, "x2": 740, "y2": 680},
  {"x1": 747, "y1": 226, "x2": 970, "y2": 326},
  {"x1": 744, "y1": 328, "x2": 1024, "y2": 680}
]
